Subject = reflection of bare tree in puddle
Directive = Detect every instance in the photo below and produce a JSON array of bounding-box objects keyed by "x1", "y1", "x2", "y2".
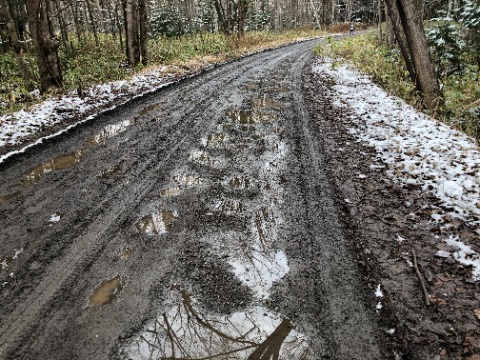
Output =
[{"x1": 123, "y1": 287, "x2": 310, "y2": 359}]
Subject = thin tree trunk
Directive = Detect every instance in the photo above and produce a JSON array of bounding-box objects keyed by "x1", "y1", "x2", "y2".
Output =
[
  {"x1": 114, "y1": 0, "x2": 124, "y2": 53},
  {"x1": 378, "y1": 0, "x2": 383, "y2": 40},
  {"x1": 384, "y1": 0, "x2": 416, "y2": 85},
  {"x1": 213, "y1": 0, "x2": 231, "y2": 35},
  {"x1": 86, "y1": 0, "x2": 100, "y2": 46},
  {"x1": 138, "y1": 0, "x2": 148, "y2": 65},
  {"x1": 384, "y1": 3, "x2": 395, "y2": 46},
  {"x1": 54, "y1": 0, "x2": 73, "y2": 54}
]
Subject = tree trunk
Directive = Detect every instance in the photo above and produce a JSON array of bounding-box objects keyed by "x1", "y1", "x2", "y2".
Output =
[
  {"x1": 86, "y1": 0, "x2": 100, "y2": 47},
  {"x1": 236, "y1": 0, "x2": 248, "y2": 38},
  {"x1": 138, "y1": 0, "x2": 148, "y2": 65},
  {"x1": 26, "y1": 0, "x2": 63, "y2": 93},
  {"x1": 396, "y1": 0, "x2": 442, "y2": 111},
  {"x1": 0, "y1": 0, "x2": 33, "y2": 90},
  {"x1": 122, "y1": 0, "x2": 140, "y2": 67},
  {"x1": 384, "y1": 0, "x2": 416, "y2": 86},
  {"x1": 213, "y1": 0, "x2": 231, "y2": 35}
]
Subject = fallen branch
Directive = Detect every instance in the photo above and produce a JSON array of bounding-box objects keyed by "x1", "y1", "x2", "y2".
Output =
[{"x1": 412, "y1": 247, "x2": 431, "y2": 306}]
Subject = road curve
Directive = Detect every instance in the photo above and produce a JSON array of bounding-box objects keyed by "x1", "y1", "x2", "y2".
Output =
[{"x1": 0, "y1": 40, "x2": 384, "y2": 359}]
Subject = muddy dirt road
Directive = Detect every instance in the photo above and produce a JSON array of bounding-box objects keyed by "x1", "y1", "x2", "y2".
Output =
[{"x1": 0, "y1": 40, "x2": 386, "y2": 359}]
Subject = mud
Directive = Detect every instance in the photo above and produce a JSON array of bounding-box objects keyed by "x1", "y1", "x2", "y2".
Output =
[
  {"x1": 0, "y1": 39, "x2": 388, "y2": 359},
  {"x1": 303, "y1": 62, "x2": 480, "y2": 359}
]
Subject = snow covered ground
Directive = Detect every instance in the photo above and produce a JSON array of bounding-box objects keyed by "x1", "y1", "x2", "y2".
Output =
[
  {"x1": 0, "y1": 66, "x2": 183, "y2": 163},
  {"x1": 313, "y1": 58, "x2": 480, "y2": 280}
]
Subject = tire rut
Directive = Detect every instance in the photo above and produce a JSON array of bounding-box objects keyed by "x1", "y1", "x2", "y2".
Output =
[{"x1": 0, "y1": 39, "x2": 384, "y2": 360}]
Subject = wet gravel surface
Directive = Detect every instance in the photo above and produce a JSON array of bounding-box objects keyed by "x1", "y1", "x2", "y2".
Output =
[{"x1": 0, "y1": 39, "x2": 392, "y2": 359}]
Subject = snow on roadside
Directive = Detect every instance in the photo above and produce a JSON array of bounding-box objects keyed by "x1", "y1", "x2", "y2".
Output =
[
  {"x1": 313, "y1": 57, "x2": 480, "y2": 279},
  {"x1": 0, "y1": 66, "x2": 173, "y2": 151}
]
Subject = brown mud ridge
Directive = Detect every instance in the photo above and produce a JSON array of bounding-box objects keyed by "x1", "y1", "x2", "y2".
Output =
[{"x1": 303, "y1": 64, "x2": 480, "y2": 359}]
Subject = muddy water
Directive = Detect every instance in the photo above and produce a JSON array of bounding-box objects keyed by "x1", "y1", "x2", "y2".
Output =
[
  {"x1": 135, "y1": 210, "x2": 176, "y2": 235},
  {"x1": 88, "y1": 275, "x2": 124, "y2": 307},
  {"x1": 122, "y1": 286, "x2": 311, "y2": 359},
  {"x1": 21, "y1": 151, "x2": 83, "y2": 186}
]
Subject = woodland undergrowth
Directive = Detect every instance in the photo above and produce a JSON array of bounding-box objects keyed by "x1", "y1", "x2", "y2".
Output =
[{"x1": 314, "y1": 31, "x2": 480, "y2": 140}]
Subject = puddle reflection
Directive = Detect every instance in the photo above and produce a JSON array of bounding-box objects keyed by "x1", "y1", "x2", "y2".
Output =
[
  {"x1": 202, "y1": 132, "x2": 227, "y2": 148},
  {"x1": 171, "y1": 173, "x2": 204, "y2": 187},
  {"x1": 122, "y1": 286, "x2": 311, "y2": 359},
  {"x1": 88, "y1": 119, "x2": 139, "y2": 145},
  {"x1": 190, "y1": 150, "x2": 223, "y2": 167},
  {"x1": 214, "y1": 199, "x2": 245, "y2": 215},
  {"x1": 21, "y1": 150, "x2": 83, "y2": 187},
  {"x1": 250, "y1": 95, "x2": 282, "y2": 110},
  {"x1": 139, "y1": 102, "x2": 163, "y2": 116},
  {"x1": 88, "y1": 275, "x2": 124, "y2": 307},
  {"x1": 136, "y1": 210, "x2": 177, "y2": 235},
  {"x1": 227, "y1": 176, "x2": 252, "y2": 190},
  {"x1": 228, "y1": 108, "x2": 277, "y2": 125}
]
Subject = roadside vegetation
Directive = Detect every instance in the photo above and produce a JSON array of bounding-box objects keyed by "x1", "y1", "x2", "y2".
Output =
[{"x1": 314, "y1": 28, "x2": 480, "y2": 140}]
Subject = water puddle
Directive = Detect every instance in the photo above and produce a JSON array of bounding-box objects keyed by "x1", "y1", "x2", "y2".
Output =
[
  {"x1": 96, "y1": 161, "x2": 125, "y2": 180},
  {"x1": 228, "y1": 242, "x2": 288, "y2": 299},
  {"x1": 120, "y1": 248, "x2": 134, "y2": 260},
  {"x1": 160, "y1": 186, "x2": 183, "y2": 197},
  {"x1": 227, "y1": 108, "x2": 277, "y2": 125},
  {"x1": 88, "y1": 275, "x2": 124, "y2": 307},
  {"x1": 139, "y1": 102, "x2": 163, "y2": 116},
  {"x1": 201, "y1": 132, "x2": 227, "y2": 148},
  {"x1": 190, "y1": 150, "x2": 223, "y2": 167},
  {"x1": 121, "y1": 286, "x2": 311, "y2": 359},
  {"x1": 21, "y1": 150, "x2": 83, "y2": 187},
  {"x1": 49, "y1": 212, "x2": 64, "y2": 224},
  {"x1": 266, "y1": 85, "x2": 291, "y2": 93},
  {"x1": 171, "y1": 173, "x2": 204, "y2": 187},
  {"x1": 0, "y1": 190, "x2": 21, "y2": 205},
  {"x1": 88, "y1": 119, "x2": 139, "y2": 145},
  {"x1": 214, "y1": 199, "x2": 245, "y2": 215},
  {"x1": 161, "y1": 172, "x2": 205, "y2": 196},
  {"x1": 135, "y1": 210, "x2": 177, "y2": 235},
  {"x1": 227, "y1": 176, "x2": 252, "y2": 190},
  {"x1": 255, "y1": 207, "x2": 275, "y2": 245},
  {"x1": 250, "y1": 95, "x2": 282, "y2": 110}
]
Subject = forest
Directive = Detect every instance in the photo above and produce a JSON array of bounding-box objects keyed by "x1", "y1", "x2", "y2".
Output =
[{"x1": 0, "y1": 0, "x2": 479, "y2": 137}]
